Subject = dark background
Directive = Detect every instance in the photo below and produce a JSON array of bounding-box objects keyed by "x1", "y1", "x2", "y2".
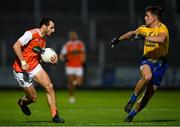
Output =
[{"x1": 0, "y1": 0, "x2": 180, "y2": 88}]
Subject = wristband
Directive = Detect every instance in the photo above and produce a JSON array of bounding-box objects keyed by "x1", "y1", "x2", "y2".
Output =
[{"x1": 21, "y1": 60, "x2": 26, "y2": 66}]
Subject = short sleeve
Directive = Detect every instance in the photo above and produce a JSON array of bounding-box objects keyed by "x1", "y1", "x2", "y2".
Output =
[
  {"x1": 158, "y1": 26, "x2": 168, "y2": 35},
  {"x1": 81, "y1": 42, "x2": 85, "y2": 52},
  {"x1": 61, "y1": 44, "x2": 67, "y2": 55},
  {"x1": 135, "y1": 25, "x2": 145, "y2": 34},
  {"x1": 18, "y1": 31, "x2": 32, "y2": 46}
]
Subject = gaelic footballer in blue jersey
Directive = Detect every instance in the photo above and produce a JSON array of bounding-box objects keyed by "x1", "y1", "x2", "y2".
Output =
[{"x1": 110, "y1": 6, "x2": 169, "y2": 122}]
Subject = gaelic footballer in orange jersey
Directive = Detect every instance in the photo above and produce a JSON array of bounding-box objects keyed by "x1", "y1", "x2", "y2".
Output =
[
  {"x1": 12, "y1": 17, "x2": 64, "y2": 123},
  {"x1": 62, "y1": 40, "x2": 85, "y2": 68},
  {"x1": 59, "y1": 31, "x2": 86, "y2": 103}
]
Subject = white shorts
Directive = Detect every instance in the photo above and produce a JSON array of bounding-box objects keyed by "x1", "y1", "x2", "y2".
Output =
[
  {"x1": 13, "y1": 64, "x2": 43, "y2": 88},
  {"x1": 65, "y1": 67, "x2": 83, "y2": 76}
]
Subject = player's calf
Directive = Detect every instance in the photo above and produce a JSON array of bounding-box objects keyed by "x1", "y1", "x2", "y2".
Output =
[{"x1": 124, "y1": 94, "x2": 137, "y2": 113}]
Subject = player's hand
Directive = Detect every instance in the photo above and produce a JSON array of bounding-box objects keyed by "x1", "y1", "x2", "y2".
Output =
[
  {"x1": 50, "y1": 54, "x2": 58, "y2": 64},
  {"x1": 110, "y1": 36, "x2": 119, "y2": 48},
  {"x1": 59, "y1": 57, "x2": 69, "y2": 63},
  {"x1": 59, "y1": 54, "x2": 68, "y2": 63},
  {"x1": 129, "y1": 34, "x2": 145, "y2": 41},
  {"x1": 21, "y1": 60, "x2": 29, "y2": 71},
  {"x1": 33, "y1": 46, "x2": 44, "y2": 54}
]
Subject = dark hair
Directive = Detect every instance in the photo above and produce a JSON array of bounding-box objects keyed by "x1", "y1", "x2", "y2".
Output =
[
  {"x1": 146, "y1": 6, "x2": 163, "y2": 20},
  {"x1": 39, "y1": 16, "x2": 55, "y2": 27},
  {"x1": 68, "y1": 30, "x2": 77, "y2": 34}
]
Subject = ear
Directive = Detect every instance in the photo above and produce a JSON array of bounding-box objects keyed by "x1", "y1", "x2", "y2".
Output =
[
  {"x1": 153, "y1": 15, "x2": 158, "y2": 21},
  {"x1": 42, "y1": 24, "x2": 47, "y2": 29}
]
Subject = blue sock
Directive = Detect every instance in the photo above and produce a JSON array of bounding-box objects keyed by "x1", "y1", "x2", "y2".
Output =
[
  {"x1": 128, "y1": 110, "x2": 137, "y2": 117},
  {"x1": 130, "y1": 94, "x2": 137, "y2": 103}
]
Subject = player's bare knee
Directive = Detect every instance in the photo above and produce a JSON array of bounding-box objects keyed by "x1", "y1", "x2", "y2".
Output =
[
  {"x1": 28, "y1": 95, "x2": 37, "y2": 103},
  {"x1": 45, "y1": 83, "x2": 54, "y2": 93},
  {"x1": 142, "y1": 74, "x2": 152, "y2": 82},
  {"x1": 31, "y1": 95, "x2": 37, "y2": 102}
]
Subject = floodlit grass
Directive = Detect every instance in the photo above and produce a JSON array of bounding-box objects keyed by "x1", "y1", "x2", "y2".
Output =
[{"x1": 0, "y1": 89, "x2": 180, "y2": 126}]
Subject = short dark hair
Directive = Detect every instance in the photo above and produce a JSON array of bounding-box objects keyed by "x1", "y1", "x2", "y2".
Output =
[
  {"x1": 39, "y1": 16, "x2": 55, "y2": 27},
  {"x1": 68, "y1": 30, "x2": 77, "y2": 35},
  {"x1": 146, "y1": 6, "x2": 163, "y2": 20}
]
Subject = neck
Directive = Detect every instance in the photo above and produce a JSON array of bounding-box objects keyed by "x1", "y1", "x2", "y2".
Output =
[
  {"x1": 71, "y1": 39, "x2": 77, "y2": 41},
  {"x1": 39, "y1": 28, "x2": 46, "y2": 37},
  {"x1": 150, "y1": 20, "x2": 161, "y2": 28}
]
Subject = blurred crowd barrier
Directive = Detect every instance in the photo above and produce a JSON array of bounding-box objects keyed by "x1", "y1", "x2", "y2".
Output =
[{"x1": 0, "y1": 66, "x2": 180, "y2": 89}]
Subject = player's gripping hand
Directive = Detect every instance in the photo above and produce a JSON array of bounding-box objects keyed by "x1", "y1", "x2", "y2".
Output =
[
  {"x1": 21, "y1": 60, "x2": 29, "y2": 71},
  {"x1": 50, "y1": 54, "x2": 58, "y2": 64},
  {"x1": 110, "y1": 36, "x2": 120, "y2": 48},
  {"x1": 129, "y1": 34, "x2": 145, "y2": 41},
  {"x1": 33, "y1": 46, "x2": 44, "y2": 54}
]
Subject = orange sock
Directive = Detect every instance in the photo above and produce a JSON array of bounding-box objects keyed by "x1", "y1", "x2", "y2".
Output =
[{"x1": 51, "y1": 108, "x2": 57, "y2": 117}]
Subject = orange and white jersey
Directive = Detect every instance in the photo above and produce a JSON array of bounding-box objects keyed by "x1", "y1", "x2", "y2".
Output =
[
  {"x1": 13, "y1": 28, "x2": 46, "y2": 72},
  {"x1": 61, "y1": 40, "x2": 85, "y2": 67}
]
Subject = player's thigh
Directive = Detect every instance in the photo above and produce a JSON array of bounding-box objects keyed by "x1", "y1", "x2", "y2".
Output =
[
  {"x1": 74, "y1": 67, "x2": 83, "y2": 84},
  {"x1": 140, "y1": 64, "x2": 152, "y2": 80},
  {"x1": 33, "y1": 69, "x2": 52, "y2": 89},
  {"x1": 23, "y1": 85, "x2": 37, "y2": 100}
]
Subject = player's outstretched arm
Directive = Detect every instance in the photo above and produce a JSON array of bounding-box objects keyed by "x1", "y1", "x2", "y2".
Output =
[
  {"x1": 110, "y1": 31, "x2": 136, "y2": 48},
  {"x1": 129, "y1": 34, "x2": 145, "y2": 41}
]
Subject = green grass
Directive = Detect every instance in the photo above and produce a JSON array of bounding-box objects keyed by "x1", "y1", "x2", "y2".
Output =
[{"x1": 0, "y1": 89, "x2": 180, "y2": 126}]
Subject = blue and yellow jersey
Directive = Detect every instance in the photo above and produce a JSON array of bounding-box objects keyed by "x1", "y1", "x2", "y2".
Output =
[{"x1": 136, "y1": 23, "x2": 169, "y2": 59}]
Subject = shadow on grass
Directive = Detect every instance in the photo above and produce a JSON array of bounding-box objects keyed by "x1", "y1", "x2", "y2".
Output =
[
  {"x1": 133, "y1": 119, "x2": 179, "y2": 123},
  {"x1": 121, "y1": 119, "x2": 180, "y2": 126},
  {"x1": 26, "y1": 120, "x2": 52, "y2": 123},
  {"x1": 149, "y1": 119, "x2": 179, "y2": 122},
  {"x1": 24, "y1": 120, "x2": 65, "y2": 126}
]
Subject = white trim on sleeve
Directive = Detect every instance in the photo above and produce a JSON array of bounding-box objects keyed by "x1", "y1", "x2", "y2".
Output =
[
  {"x1": 82, "y1": 43, "x2": 85, "y2": 52},
  {"x1": 18, "y1": 31, "x2": 32, "y2": 46},
  {"x1": 61, "y1": 45, "x2": 67, "y2": 55}
]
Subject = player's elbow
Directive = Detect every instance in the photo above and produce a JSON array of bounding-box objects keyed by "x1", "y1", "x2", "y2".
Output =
[
  {"x1": 59, "y1": 54, "x2": 64, "y2": 61},
  {"x1": 45, "y1": 83, "x2": 54, "y2": 93},
  {"x1": 158, "y1": 34, "x2": 167, "y2": 43},
  {"x1": 158, "y1": 36, "x2": 166, "y2": 43},
  {"x1": 13, "y1": 43, "x2": 17, "y2": 50},
  {"x1": 162, "y1": 37, "x2": 166, "y2": 43},
  {"x1": 13, "y1": 41, "x2": 21, "y2": 51},
  {"x1": 31, "y1": 96, "x2": 37, "y2": 103}
]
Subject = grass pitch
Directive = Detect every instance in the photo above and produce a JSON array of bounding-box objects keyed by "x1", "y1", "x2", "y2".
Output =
[{"x1": 0, "y1": 89, "x2": 180, "y2": 126}]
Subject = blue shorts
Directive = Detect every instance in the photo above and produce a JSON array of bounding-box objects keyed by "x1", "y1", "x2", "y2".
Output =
[{"x1": 140, "y1": 57, "x2": 167, "y2": 86}]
